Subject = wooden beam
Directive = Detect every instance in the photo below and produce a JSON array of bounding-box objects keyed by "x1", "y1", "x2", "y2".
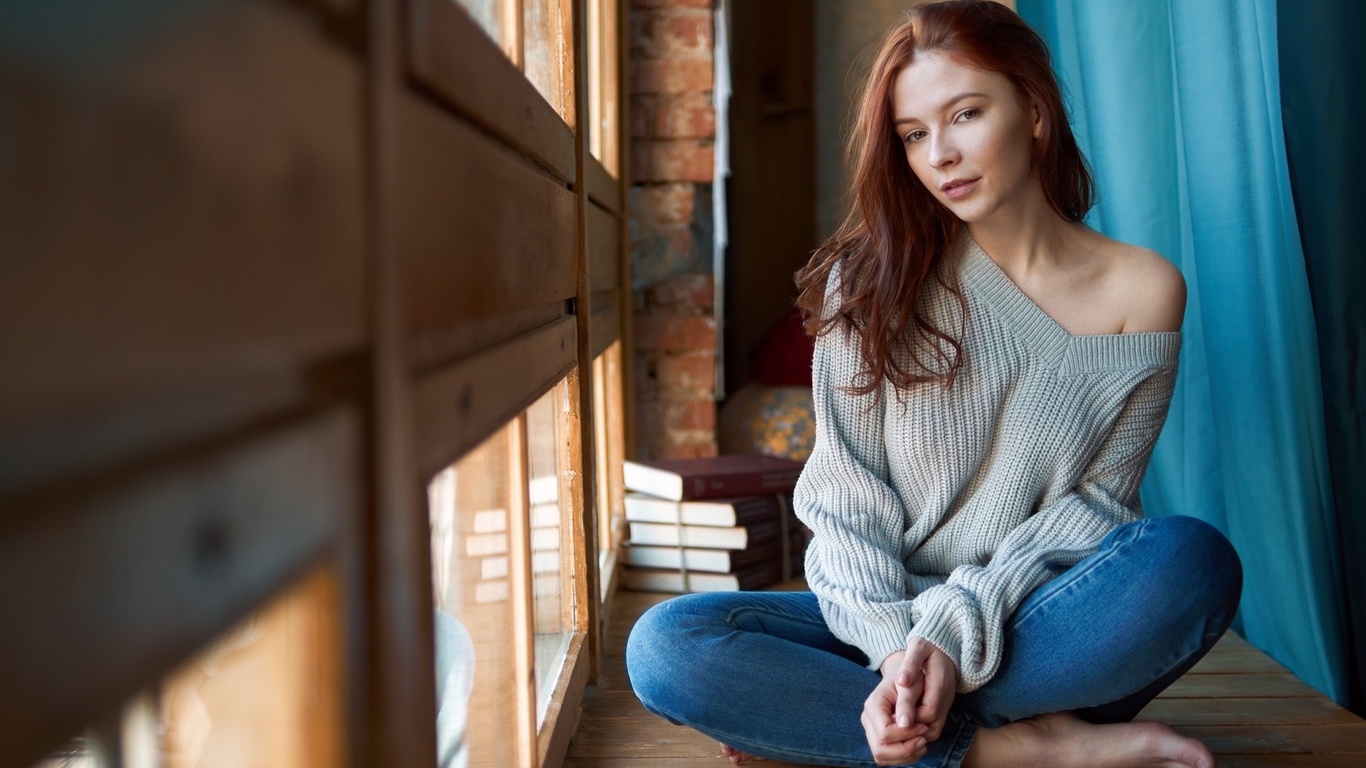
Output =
[
  {"x1": 588, "y1": 203, "x2": 621, "y2": 293},
  {"x1": 538, "y1": 633, "x2": 590, "y2": 768},
  {"x1": 0, "y1": 0, "x2": 367, "y2": 491},
  {"x1": 413, "y1": 317, "x2": 578, "y2": 482},
  {"x1": 0, "y1": 409, "x2": 358, "y2": 768},
  {"x1": 587, "y1": 155, "x2": 619, "y2": 214},
  {"x1": 391, "y1": 92, "x2": 578, "y2": 369},
  {"x1": 508, "y1": 416, "x2": 540, "y2": 768},
  {"x1": 590, "y1": 292, "x2": 622, "y2": 359},
  {"x1": 406, "y1": 0, "x2": 575, "y2": 182},
  {"x1": 366, "y1": 0, "x2": 439, "y2": 763}
]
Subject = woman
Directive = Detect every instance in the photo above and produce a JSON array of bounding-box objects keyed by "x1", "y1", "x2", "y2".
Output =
[{"x1": 626, "y1": 2, "x2": 1242, "y2": 767}]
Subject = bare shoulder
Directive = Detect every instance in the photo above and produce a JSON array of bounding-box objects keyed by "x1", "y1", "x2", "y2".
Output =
[{"x1": 1110, "y1": 242, "x2": 1186, "y2": 333}]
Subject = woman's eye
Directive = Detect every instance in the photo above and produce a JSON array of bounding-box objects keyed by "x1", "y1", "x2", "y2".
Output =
[
  {"x1": 957, "y1": 108, "x2": 980, "y2": 122},
  {"x1": 904, "y1": 130, "x2": 926, "y2": 144}
]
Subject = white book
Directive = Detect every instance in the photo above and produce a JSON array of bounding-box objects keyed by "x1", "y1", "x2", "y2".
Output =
[
  {"x1": 624, "y1": 492, "x2": 779, "y2": 527},
  {"x1": 622, "y1": 569, "x2": 745, "y2": 592},
  {"x1": 627, "y1": 517, "x2": 781, "y2": 550},
  {"x1": 622, "y1": 544, "x2": 739, "y2": 573}
]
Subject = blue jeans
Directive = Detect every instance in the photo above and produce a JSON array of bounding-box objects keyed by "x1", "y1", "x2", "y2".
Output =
[{"x1": 626, "y1": 515, "x2": 1242, "y2": 767}]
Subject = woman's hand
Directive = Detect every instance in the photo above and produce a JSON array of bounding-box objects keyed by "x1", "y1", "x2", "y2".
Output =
[
  {"x1": 860, "y1": 668, "x2": 929, "y2": 765},
  {"x1": 889, "y1": 638, "x2": 959, "y2": 743}
]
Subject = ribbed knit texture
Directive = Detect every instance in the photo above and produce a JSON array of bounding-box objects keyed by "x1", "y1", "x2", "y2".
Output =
[{"x1": 794, "y1": 231, "x2": 1182, "y2": 693}]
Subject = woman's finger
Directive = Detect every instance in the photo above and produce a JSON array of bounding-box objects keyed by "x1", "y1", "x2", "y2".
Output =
[
  {"x1": 871, "y1": 735, "x2": 927, "y2": 766},
  {"x1": 892, "y1": 670, "x2": 921, "y2": 729},
  {"x1": 917, "y1": 667, "x2": 942, "y2": 723}
]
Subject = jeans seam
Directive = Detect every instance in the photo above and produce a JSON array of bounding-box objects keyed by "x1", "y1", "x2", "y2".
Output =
[
  {"x1": 690, "y1": 720, "x2": 908, "y2": 768},
  {"x1": 1011, "y1": 519, "x2": 1146, "y2": 629},
  {"x1": 723, "y1": 602, "x2": 830, "y2": 631}
]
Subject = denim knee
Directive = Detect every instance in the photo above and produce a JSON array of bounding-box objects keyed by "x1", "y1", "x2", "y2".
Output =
[
  {"x1": 626, "y1": 595, "x2": 714, "y2": 722},
  {"x1": 1140, "y1": 515, "x2": 1243, "y2": 634}
]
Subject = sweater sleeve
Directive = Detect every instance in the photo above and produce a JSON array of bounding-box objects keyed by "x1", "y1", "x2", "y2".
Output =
[
  {"x1": 793, "y1": 263, "x2": 915, "y2": 672},
  {"x1": 907, "y1": 362, "x2": 1180, "y2": 692}
]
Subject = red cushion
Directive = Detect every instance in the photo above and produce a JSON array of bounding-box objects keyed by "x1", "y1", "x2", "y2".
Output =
[{"x1": 751, "y1": 309, "x2": 815, "y2": 388}]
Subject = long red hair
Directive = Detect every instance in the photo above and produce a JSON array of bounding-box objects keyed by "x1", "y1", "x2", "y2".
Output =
[{"x1": 794, "y1": 0, "x2": 1094, "y2": 395}]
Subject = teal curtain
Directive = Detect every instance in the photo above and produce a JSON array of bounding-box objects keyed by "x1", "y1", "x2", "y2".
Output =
[
  {"x1": 1015, "y1": 0, "x2": 1349, "y2": 703},
  {"x1": 1277, "y1": 0, "x2": 1366, "y2": 713}
]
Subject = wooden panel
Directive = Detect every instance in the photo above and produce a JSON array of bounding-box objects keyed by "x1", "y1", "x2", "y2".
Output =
[
  {"x1": 588, "y1": 203, "x2": 621, "y2": 293},
  {"x1": 508, "y1": 417, "x2": 540, "y2": 768},
  {"x1": 392, "y1": 92, "x2": 578, "y2": 368},
  {"x1": 587, "y1": 154, "x2": 619, "y2": 214},
  {"x1": 1179, "y1": 724, "x2": 1366, "y2": 754},
  {"x1": 591, "y1": 292, "x2": 622, "y2": 358},
  {"x1": 1158, "y1": 674, "x2": 1325, "y2": 699},
  {"x1": 1188, "y1": 648, "x2": 1293, "y2": 675},
  {"x1": 539, "y1": 633, "x2": 590, "y2": 768},
  {"x1": 1217, "y1": 757, "x2": 1366, "y2": 768},
  {"x1": 0, "y1": 0, "x2": 366, "y2": 491},
  {"x1": 1140, "y1": 697, "x2": 1363, "y2": 726},
  {"x1": 0, "y1": 409, "x2": 359, "y2": 768},
  {"x1": 370, "y1": 0, "x2": 441, "y2": 762},
  {"x1": 413, "y1": 318, "x2": 578, "y2": 480},
  {"x1": 406, "y1": 0, "x2": 575, "y2": 182}
]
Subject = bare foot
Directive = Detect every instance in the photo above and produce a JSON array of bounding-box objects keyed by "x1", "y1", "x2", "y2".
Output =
[
  {"x1": 965, "y1": 711, "x2": 1215, "y2": 768},
  {"x1": 719, "y1": 743, "x2": 768, "y2": 763}
]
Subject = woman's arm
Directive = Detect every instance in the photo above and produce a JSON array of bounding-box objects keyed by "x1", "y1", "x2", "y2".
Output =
[
  {"x1": 794, "y1": 262, "x2": 916, "y2": 672},
  {"x1": 907, "y1": 362, "x2": 1181, "y2": 692}
]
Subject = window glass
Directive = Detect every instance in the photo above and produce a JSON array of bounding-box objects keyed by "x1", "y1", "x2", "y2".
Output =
[
  {"x1": 158, "y1": 567, "x2": 343, "y2": 768},
  {"x1": 525, "y1": 382, "x2": 576, "y2": 726},
  {"x1": 523, "y1": 0, "x2": 572, "y2": 123},
  {"x1": 28, "y1": 739, "x2": 97, "y2": 768},
  {"x1": 429, "y1": 429, "x2": 518, "y2": 768},
  {"x1": 593, "y1": 341, "x2": 626, "y2": 576},
  {"x1": 26, "y1": 568, "x2": 340, "y2": 768},
  {"x1": 586, "y1": 0, "x2": 620, "y2": 172},
  {"x1": 451, "y1": 0, "x2": 503, "y2": 49}
]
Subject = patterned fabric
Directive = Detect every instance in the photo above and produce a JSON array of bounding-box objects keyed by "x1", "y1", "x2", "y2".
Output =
[{"x1": 718, "y1": 384, "x2": 816, "y2": 462}]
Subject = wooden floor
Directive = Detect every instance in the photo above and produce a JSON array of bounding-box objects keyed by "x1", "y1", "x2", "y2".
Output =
[{"x1": 565, "y1": 580, "x2": 1366, "y2": 768}]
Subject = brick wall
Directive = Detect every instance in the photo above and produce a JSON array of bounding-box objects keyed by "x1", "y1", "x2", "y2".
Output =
[{"x1": 629, "y1": 0, "x2": 718, "y2": 460}]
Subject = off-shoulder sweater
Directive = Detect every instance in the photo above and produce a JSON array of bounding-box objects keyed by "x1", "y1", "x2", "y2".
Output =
[{"x1": 793, "y1": 231, "x2": 1181, "y2": 693}]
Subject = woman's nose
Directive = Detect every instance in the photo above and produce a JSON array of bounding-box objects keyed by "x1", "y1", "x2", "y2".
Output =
[{"x1": 928, "y1": 134, "x2": 960, "y2": 168}]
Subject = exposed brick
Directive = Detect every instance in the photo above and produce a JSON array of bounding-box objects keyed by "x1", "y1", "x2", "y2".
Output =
[
  {"x1": 631, "y1": 58, "x2": 714, "y2": 94},
  {"x1": 631, "y1": 227, "x2": 699, "y2": 285},
  {"x1": 634, "y1": 349, "x2": 659, "y2": 394},
  {"x1": 630, "y1": 9, "x2": 713, "y2": 59},
  {"x1": 631, "y1": 97, "x2": 656, "y2": 138},
  {"x1": 654, "y1": 96, "x2": 716, "y2": 138},
  {"x1": 636, "y1": 400, "x2": 665, "y2": 431},
  {"x1": 655, "y1": 352, "x2": 714, "y2": 392},
  {"x1": 633, "y1": 140, "x2": 713, "y2": 183},
  {"x1": 665, "y1": 399, "x2": 716, "y2": 432},
  {"x1": 658, "y1": 438, "x2": 718, "y2": 460},
  {"x1": 633, "y1": 312, "x2": 717, "y2": 352},
  {"x1": 649, "y1": 272, "x2": 713, "y2": 311},
  {"x1": 632, "y1": 182, "x2": 695, "y2": 227}
]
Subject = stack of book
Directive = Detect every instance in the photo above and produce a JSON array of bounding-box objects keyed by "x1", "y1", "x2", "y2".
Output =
[{"x1": 619, "y1": 453, "x2": 810, "y2": 593}]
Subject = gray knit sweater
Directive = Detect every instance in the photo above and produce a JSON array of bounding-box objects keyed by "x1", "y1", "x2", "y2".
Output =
[{"x1": 794, "y1": 232, "x2": 1181, "y2": 693}]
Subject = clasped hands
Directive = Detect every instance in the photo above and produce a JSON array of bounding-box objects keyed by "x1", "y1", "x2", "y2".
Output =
[{"x1": 861, "y1": 637, "x2": 958, "y2": 766}]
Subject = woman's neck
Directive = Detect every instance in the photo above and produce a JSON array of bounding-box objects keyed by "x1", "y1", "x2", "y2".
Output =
[{"x1": 965, "y1": 183, "x2": 1085, "y2": 278}]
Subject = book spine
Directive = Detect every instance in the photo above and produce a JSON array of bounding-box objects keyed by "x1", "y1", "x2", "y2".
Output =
[{"x1": 681, "y1": 469, "x2": 804, "y2": 500}]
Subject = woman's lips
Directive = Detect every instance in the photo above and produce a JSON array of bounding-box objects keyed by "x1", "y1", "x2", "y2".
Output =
[{"x1": 942, "y1": 178, "x2": 980, "y2": 200}]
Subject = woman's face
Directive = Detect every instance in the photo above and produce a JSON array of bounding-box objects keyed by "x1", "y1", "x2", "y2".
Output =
[{"x1": 891, "y1": 52, "x2": 1042, "y2": 223}]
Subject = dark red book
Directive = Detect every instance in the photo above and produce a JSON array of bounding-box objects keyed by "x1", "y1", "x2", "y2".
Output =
[{"x1": 622, "y1": 453, "x2": 805, "y2": 501}]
